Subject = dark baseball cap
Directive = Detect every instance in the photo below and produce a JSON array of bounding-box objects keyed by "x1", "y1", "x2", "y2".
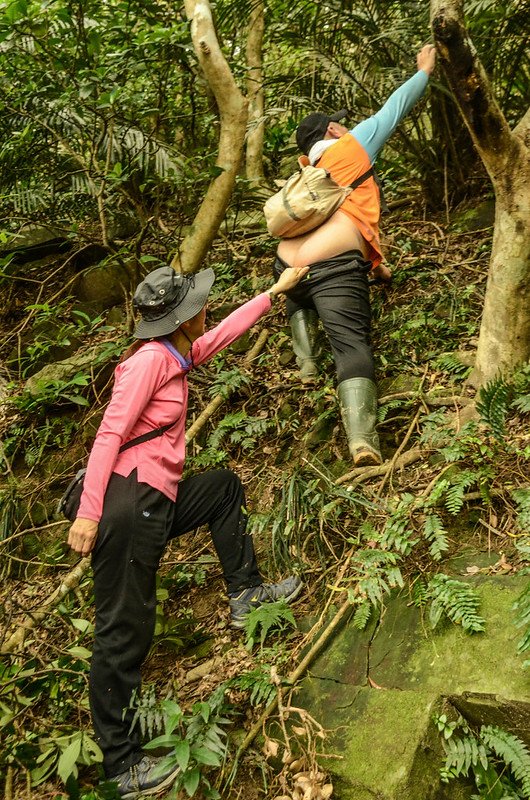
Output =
[
  {"x1": 133, "y1": 266, "x2": 215, "y2": 339},
  {"x1": 296, "y1": 109, "x2": 348, "y2": 155}
]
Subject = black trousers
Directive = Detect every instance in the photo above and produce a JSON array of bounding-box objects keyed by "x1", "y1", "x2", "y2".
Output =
[
  {"x1": 273, "y1": 250, "x2": 375, "y2": 383},
  {"x1": 89, "y1": 468, "x2": 261, "y2": 778}
]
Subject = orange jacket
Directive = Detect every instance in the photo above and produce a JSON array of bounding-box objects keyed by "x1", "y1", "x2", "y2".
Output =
[{"x1": 318, "y1": 133, "x2": 382, "y2": 267}]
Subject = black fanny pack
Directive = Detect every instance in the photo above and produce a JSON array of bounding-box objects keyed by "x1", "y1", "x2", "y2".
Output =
[{"x1": 57, "y1": 421, "x2": 176, "y2": 522}]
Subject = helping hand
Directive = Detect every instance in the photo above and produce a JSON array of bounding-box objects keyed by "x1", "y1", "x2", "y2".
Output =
[
  {"x1": 68, "y1": 518, "x2": 99, "y2": 556},
  {"x1": 270, "y1": 265, "x2": 310, "y2": 295},
  {"x1": 417, "y1": 44, "x2": 436, "y2": 76}
]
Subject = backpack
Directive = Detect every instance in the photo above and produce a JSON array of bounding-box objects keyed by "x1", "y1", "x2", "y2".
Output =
[
  {"x1": 57, "y1": 420, "x2": 177, "y2": 521},
  {"x1": 263, "y1": 156, "x2": 375, "y2": 239}
]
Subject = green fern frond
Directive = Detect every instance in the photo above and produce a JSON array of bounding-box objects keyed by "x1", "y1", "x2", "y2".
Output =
[
  {"x1": 512, "y1": 488, "x2": 530, "y2": 534},
  {"x1": 444, "y1": 469, "x2": 480, "y2": 515},
  {"x1": 427, "y1": 574, "x2": 485, "y2": 633},
  {"x1": 411, "y1": 578, "x2": 428, "y2": 607},
  {"x1": 244, "y1": 599, "x2": 296, "y2": 650},
  {"x1": 476, "y1": 376, "x2": 512, "y2": 440},
  {"x1": 378, "y1": 397, "x2": 407, "y2": 422},
  {"x1": 513, "y1": 581, "x2": 530, "y2": 658},
  {"x1": 480, "y1": 725, "x2": 530, "y2": 797},
  {"x1": 380, "y1": 515, "x2": 419, "y2": 555},
  {"x1": 443, "y1": 731, "x2": 488, "y2": 776},
  {"x1": 433, "y1": 352, "x2": 472, "y2": 378},
  {"x1": 512, "y1": 394, "x2": 530, "y2": 414},
  {"x1": 423, "y1": 514, "x2": 450, "y2": 560},
  {"x1": 352, "y1": 600, "x2": 372, "y2": 631},
  {"x1": 226, "y1": 664, "x2": 276, "y2": 707}
]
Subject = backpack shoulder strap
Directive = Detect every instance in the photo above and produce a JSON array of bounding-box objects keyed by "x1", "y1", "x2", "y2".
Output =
[
  {"x1": 347, "y1": 166, "x2": 375, "y2": 190},
  {"x1": 118, "y1": 419, "x2": 177, "y2": 454}
]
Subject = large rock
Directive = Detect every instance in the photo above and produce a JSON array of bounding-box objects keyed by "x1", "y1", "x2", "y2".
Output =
[
  {"x1": 296, "y1": 571, "x2": 529, "y2": 799},
  {"x1": 24, "y1": 343, "x2": 114, "y2": 397}
]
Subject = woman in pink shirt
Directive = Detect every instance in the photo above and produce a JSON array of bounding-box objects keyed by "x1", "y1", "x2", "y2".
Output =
[{"x1": 67, "y1": 263, "x2": 307, "y2": 798}]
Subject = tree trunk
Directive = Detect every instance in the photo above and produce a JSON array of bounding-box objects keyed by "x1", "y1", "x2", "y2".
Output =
[
  {"x1": 430, "y1": 0, "x2": 530, "y2": 386},
  {"x1": 171, "y1": 0, "x2": 248, "y2": 274},
  {"x1": 245, "y1": 0, "x2": 266, "y2": 183}
]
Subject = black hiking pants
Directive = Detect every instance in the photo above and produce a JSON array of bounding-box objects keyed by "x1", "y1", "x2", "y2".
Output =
[
  {"x1": 89, "y1": 468, "x2": 261, "y2": 778},
  {"x1": 273, "y1": 249, "x2": 375, "y2": 383}
]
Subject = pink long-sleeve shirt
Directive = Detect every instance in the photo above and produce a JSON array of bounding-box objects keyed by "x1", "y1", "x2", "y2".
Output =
[{"x1": 77, "y1": 293, "x2": 272, "y2": 522}]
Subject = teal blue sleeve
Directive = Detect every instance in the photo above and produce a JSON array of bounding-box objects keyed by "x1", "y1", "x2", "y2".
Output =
[{"x1": 350, "y1": 70, "x2": 429, "y2": 163}]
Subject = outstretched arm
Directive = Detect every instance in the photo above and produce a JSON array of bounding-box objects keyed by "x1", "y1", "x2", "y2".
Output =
[{"x1": 351, "y1": 45, "x2": 436, "y2": 163}]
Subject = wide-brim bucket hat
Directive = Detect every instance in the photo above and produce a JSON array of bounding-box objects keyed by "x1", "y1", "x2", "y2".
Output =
[{"x1": 133, "y1": 266, "x2": 215, "y2": 339}]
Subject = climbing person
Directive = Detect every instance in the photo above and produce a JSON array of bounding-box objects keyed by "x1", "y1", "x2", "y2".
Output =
[
  {"x1": 273, "y1": 44, "x2": 437, "y2": 466},
  {"x1": 67, "y1": 263, "x2": 308, "y2": 798}
]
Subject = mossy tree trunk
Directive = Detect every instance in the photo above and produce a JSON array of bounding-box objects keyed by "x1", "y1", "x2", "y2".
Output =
[
  {"x1": 430, "y1": 0, "x2": 530, "y2": 387},
  {"x1": 245, "y1": 0, "x2": 266, "y2": 183},
  {"x1": 171, "y1": 0, "x2": 248, "y2": 274}
]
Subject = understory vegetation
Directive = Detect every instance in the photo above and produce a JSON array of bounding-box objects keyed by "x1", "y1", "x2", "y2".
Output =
[
  {"x1": 0, "y1": 0, "x2": 529, "y2": 798},
  {"x1": 1, "y1": 212, "x2": 529, "y2": 799}
]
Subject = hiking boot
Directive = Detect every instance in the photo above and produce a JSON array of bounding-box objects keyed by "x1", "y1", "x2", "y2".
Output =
[
  {"x1": 337, "y1": 377, "x2": 382, "y2": 467},
  {"x1": 113, "y1": 755, "x2": 180, "y2": 799},
  {"x1": 290, "y1": 309, "x2": 320, "y2": 382},
  {"x1": 229, "y1": 576, "x2": 303, "y2": 629}
]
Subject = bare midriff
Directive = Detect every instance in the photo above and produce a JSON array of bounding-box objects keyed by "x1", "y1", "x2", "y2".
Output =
[{"x1": 276, "y1": 208, "x2": 369, "y2": 268}]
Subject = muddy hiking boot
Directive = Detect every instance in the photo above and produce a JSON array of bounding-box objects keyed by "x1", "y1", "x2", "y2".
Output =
[
  {"x1": 338, "y1": 377, "x2": 382, "y2": 467},
  {"x1": 290, "y1": 308, "x2": 320, "y2": 382},
  {"x1": 112, "y1": 755, "x2": 180, "y2": 799},
  {"x1": 229, "y1": 575, "x2": 303, "y2": 629}
]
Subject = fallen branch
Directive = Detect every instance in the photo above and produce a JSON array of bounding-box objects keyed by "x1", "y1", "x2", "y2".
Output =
[
  {"x1": 335, "y1": 446, "x2": 424, "y2": 487},
  {"x1": 2, "y1": 557, "x2": 91, "y2": 654}
]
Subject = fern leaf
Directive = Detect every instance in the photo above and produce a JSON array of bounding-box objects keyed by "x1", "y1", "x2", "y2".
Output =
[
  {"x1": 423, "y1": 514, "x2": 450, "y2": 560},
  {"x1": 352, "y1": 600, "x2": 372, "y2": 631},
  {"x1": 512, "y1": 488, "x2": 530, "y2": 534},
  {"x1": 512, "y1": 581, "x2": 530, "y2": 657},
  {"x1": 476, "y1": 377, "x2": 512, "y2": 440},
  {"x1": 427, "y1": 574, "x2": 485, "y2": 633},
  {"x1": 244, "y1": 599, "x2": 296, "y2": 649},
  {"x1": 480, "y1": 725, "x2": 530, "y2": 797}
]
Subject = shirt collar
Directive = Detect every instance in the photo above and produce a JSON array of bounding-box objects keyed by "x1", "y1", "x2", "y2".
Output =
[
  {"x1": 159, "y1": 338, "x2": 191, "y2": 369},
  {"x1": 308, "y1": 138, "x2": 338, "y2": 165}
]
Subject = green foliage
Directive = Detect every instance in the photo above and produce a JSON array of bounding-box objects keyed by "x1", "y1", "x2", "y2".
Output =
[
  {"x1": 0, "y1": 642, "x2": 100, "y2": 787},
  {"x1": 349, "y1": 548, "x2": 404, "y2": 606},
  {"x1": 31, "y1": 730, "x2": 102, "y2": 787},
  {"x1": 480, "y1": 725, "x2": 530, "y2": 797},
  {"x1": 243, "y1": 598, "x2": 296, "y2": 650},
  {"x1": 225, "y1": 663, "x2": 277, "y2": 707},
  {"x1": 143, "y1": 695, "x2": 232, "y2": 799},
  {"x1": 436, "y1": 714, "x2": 530, "y2": 798},
  {"x1": 352, "y1": 599, "x2": 373, "y2": 632},
  {"x1": 512, "y1": 581, "x2": 530, "y2": 667},
  {"x1": 433, "y1": 352, "x2": 473, "y2": 380},
  {"x1": 10, "y1": 372, "x2": 91, "y2": 411},
  {"x1": 191, "y1": 409, "x2": 278, "y2": 468},
  {"x1": 512, "y1": 488, "x2": 530, "y2": 534},
  {"x1": 477, "y1": 377, "x2": 513, "y2": 440},
  {"x1": 378, "y1": 493, "x2": 418, "y2": 555},
  {"x1": 422, "y1": 513, "x2": 450, "y2": 561},
  {"x1": 426, "y1": 574, "x2": 485, "y2": 633},
  {"x1": 207, "y1": 368, "x2": 251, "y2": 401}
]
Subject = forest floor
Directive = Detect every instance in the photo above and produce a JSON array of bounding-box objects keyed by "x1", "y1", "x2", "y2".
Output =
[{"x1": 1, "y1": 198, "x2": 529, "y2": 799}]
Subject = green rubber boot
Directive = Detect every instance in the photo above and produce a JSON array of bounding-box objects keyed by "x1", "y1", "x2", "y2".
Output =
[
  {"x1": 337, "y1": 377, "x2": 382, "y2": 466},
  {"x1": 290, "y1": 309, "x2": 319, "y2": 382}
]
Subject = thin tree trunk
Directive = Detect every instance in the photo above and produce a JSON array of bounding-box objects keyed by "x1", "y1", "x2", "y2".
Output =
[
  {"x1": 430, "y1": 0, "x2": 530, "y2": 386},
  {"x1": 171, "y1": 0, "x2": 248, "y2": 274},
  {"x1": 245, "y1": 0, "x2": 266, "y2": 183}
]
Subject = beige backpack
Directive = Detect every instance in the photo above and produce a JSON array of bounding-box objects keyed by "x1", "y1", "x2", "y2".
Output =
[{"x1": 264, "y1": 156, "x2": 375, "y2": 239}]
